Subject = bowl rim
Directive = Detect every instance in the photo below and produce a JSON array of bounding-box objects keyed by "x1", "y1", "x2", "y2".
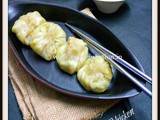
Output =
[{"x1": 94, "y1": 0, "x2": 125, "y2": 3}]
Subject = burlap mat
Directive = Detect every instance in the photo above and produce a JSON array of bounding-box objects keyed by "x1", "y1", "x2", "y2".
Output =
[{"x1": 8, "y1": 8, "x2": 120, "y2": 120}]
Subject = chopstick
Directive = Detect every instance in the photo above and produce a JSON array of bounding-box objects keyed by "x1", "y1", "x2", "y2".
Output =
[
  {"x1": 80, "y1": 34, "x2": 152, "y2": 84},
  {"x1": 65, "y1": 23, "x2": 152, "y2": 98},
  {"x1": 89, "y1": 43, "x2": 152, "y2": 97},
  {"x1": 65, "y1": 23, "x2": 152, "y2": 84}
]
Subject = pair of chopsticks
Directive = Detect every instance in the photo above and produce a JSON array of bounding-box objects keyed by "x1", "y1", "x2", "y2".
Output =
[{"x1": 65, "y1": 23, "x2": 152, "y2": 98}]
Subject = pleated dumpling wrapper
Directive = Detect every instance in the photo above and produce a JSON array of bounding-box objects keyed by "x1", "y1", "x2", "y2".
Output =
[
  {"x1": 29, "y1": 22, "x2": 66, "y2": 61},
  {"x1": 77, "y1": 56, "x2": 113, "y2": 93},
  {"x1": 56, "y1": 37, "x2": 88, "y2": 74},
  {"x1": 12, "y1": 11, "x2": 46, "y2": 45}
]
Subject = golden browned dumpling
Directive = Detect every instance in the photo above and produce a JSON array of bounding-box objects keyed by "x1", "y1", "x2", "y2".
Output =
[
  {"x1": 29, "y1": 22, "x2": 66, "y2": 61},
  {"x1": 12, "y1": 11, "x2": 46, "y2": 45},
  {"x1": 77, "y1": 56, "x2": 113, "y2": 93},
  {"x1": 56, "y1": 37, "x2": 88, "y2": 74}
]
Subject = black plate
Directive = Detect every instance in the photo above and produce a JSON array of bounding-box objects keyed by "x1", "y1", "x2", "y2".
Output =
[{"x1": 8, "y1": 1, "x2": 145, "y2": 99}]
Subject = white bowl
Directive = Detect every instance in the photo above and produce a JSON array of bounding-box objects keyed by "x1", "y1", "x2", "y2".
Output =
[{"x1": 93, "y1": 0, "x2": 125, "y2": 14}]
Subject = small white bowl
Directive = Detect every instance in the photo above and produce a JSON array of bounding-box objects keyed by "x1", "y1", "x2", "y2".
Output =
[{"x1": 93, "y1": 0, "x2": 125, "y2": 14}]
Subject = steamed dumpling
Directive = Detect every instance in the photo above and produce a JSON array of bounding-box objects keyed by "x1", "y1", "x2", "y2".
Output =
[
  {"x1": 77, "y1": 56, "x2": 113, "y2": 93},
  {"x1": 56, "y1": 37, "x2": 88, "y2": 74},
  {"x1": 12, "y1": 11, "x2": 46, "y2": 45},
  {"x1": 29, "y1": 22, "x2": 66, "y2": 61}
]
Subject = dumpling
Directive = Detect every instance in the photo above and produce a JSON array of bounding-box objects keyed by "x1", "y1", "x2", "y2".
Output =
[
  {"x1": 77, "y1": 56, "x2": 113, "y2": 93},
  {"x1": 12, "y1": 11, "x2": 46, "y2": 45},
  {"x1": 29, "y1": 22, "x2": 66, "y2": 61},
  {"x1": 56, "y1": 37, "x2": 88, "y2": 74}
]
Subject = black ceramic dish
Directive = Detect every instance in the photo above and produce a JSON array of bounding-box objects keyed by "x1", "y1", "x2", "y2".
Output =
[{"x1": 8, "y1": 1, "x2": 145, "y2": 99}]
